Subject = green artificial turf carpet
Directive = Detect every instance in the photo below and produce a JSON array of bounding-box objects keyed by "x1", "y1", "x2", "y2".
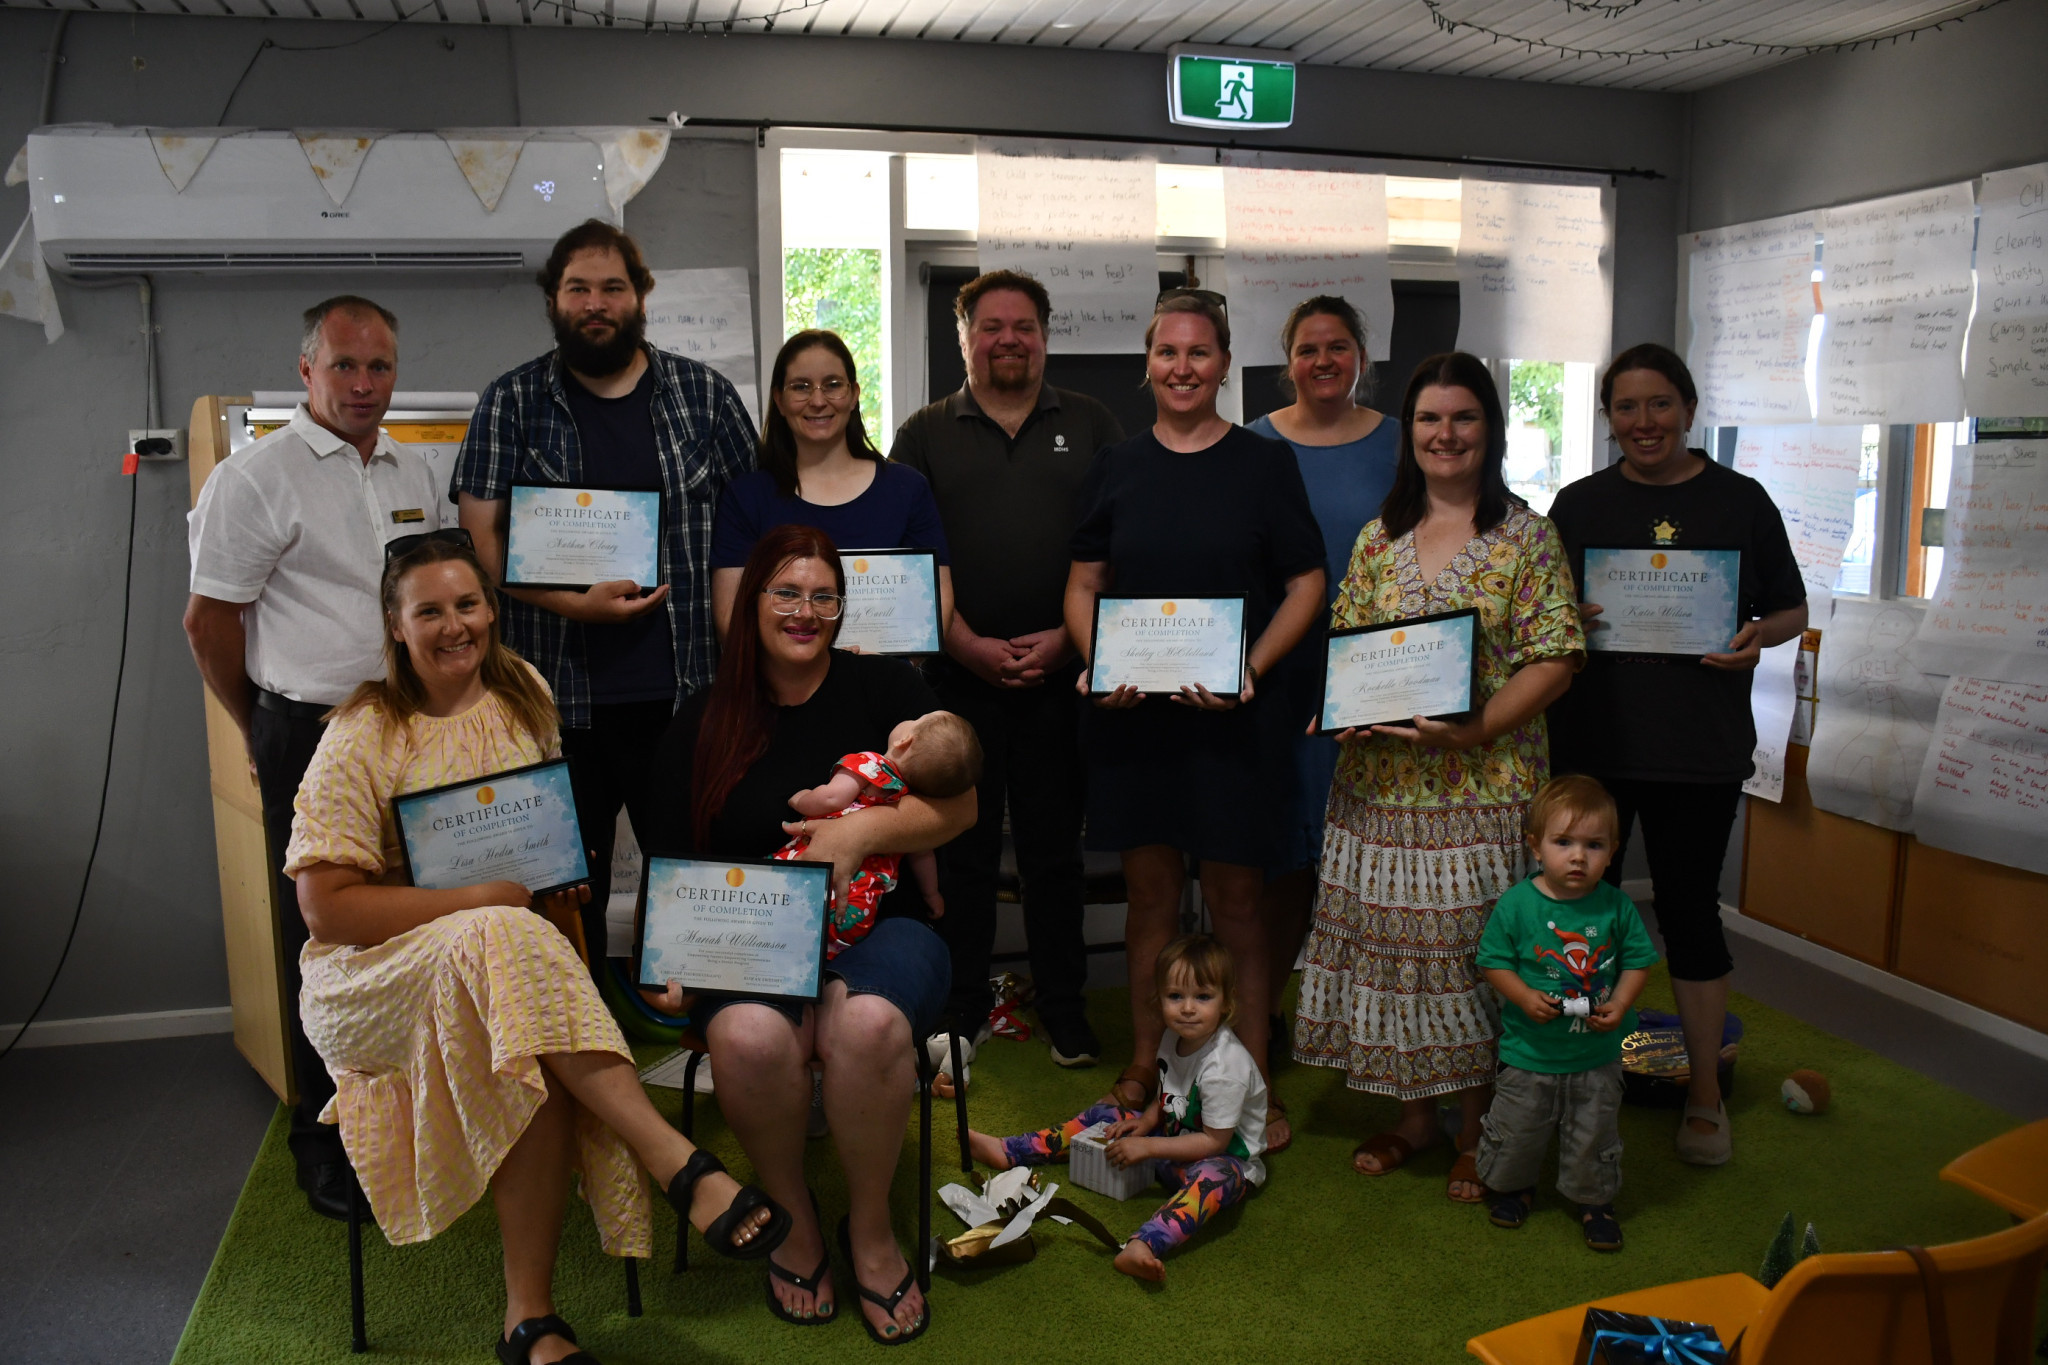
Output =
[{"x1": 172, "y1": 970, "x2": 2029, "y2": 1364}]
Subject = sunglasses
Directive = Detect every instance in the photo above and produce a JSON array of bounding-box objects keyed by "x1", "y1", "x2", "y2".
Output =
[
  {"x1": 1156, "y1": 287, "x2": 1228, "y2": 315},
  {"x1": 384, "y1": 527, "x2": 475, "y2": 563}
]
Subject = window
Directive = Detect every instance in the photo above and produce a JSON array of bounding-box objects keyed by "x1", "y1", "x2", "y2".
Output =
[
  {"x1": 780, "y1": 149, "x2": 889, "y2": 437},
  {"x1": 1832, "y1": 425, "x2": 1884, "y2": 596},
  {"x1": 1506, "y1": 361, "x2": 1597, "y2": 514}
]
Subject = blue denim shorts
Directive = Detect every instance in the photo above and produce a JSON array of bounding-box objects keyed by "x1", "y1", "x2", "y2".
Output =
[{"x1": 693, "y1": 916, "x2": 952, "y2": 1039}]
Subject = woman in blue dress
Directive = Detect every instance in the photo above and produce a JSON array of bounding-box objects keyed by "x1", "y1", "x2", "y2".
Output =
[{"x1": 1246, "y1": 296, "x2": 1400, "y2": 1151}]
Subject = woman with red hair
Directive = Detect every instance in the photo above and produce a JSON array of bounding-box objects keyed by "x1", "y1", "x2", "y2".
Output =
[{"x1": 641, "y1": 524, "x2": 974, "y2": 1343}]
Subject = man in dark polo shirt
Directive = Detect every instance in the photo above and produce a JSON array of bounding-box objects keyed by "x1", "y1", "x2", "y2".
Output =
[{"x1": 891, "y1": 270, "x2": 1124, "y2": 1068}]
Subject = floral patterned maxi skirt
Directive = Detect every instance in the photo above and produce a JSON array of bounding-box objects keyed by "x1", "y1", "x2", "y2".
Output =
[{"x1": 1293, "y1": 788, "x2": 1527, "y2": 1100}]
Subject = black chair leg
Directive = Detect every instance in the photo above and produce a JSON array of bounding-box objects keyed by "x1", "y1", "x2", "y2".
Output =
[
  {"x1": 675, "y1": 1052, "x2": 702, "y2": 1276},
  {"x1": 948, "y1": 1029, "x2": 971, "y2": 1173},
  {"x1": 346, "y1": 1172, "x2": 367, "y2": 1354},
  {"x1": 917, "y1": 1046, "x2": 933, "y2": 1294},
  {"x1": 624, "y1": 1256, "x2": 642, "y2": 1317}
]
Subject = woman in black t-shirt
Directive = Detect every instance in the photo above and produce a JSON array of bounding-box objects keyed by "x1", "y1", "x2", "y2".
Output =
[
  {"x1": 640, "y1": 524, "x2": 974, "y2": 1343},
  {"x1": 1546, "y1": 343, "x2": 1807, "y2": 1169},
  {"x1": 1063, "y1": 292, "x2": 1327, "y2": 1145}
]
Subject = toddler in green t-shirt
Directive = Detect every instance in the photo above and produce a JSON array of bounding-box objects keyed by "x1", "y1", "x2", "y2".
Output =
[{"x1": 1475, "y1": 774, "x2": 1659, "y2": 1252}]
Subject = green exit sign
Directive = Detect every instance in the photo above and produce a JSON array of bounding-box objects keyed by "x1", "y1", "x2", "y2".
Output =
[{"x1": 1168, "y1": 45, "x2": 1297, "y2": 131}]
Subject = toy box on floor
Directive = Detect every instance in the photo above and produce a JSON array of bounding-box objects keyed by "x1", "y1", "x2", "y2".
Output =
[
  {"x1": 1070, "y1": 1122, "x2": 1155, "y2": 1200},
  {"x1": 1575, "y1": 1308, "x2": 1730, "y2": 1364}
]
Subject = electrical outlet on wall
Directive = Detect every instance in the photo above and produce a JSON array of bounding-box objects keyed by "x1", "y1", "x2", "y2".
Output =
[{"x1": 129, "y1": 429, "x2": 186, "y2": 461}]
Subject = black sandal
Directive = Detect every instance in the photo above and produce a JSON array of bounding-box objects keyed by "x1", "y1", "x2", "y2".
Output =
[
  {"x1": 765, "y1": 1191, "x2": 835, "y2": 1326},
  {"x1": 497, "y1": 1314, "x2": 599, "y2": 1365},
  {"x1": 665, "y1": 1148, "x2": 791, "y2": 1262},
  {"x1": 835, "y1": 1216, "x2": 929, "y2": 1346},
  {"x1": 1580, "y1": 1202, "x2": 1624, "y2": 1253},
  {"x1": 1487, "y1": 1187, "x2": 1535, "y2": 1230}
]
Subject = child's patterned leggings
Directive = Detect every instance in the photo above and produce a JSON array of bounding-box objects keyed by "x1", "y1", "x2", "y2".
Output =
[{"x1": 999, "y1": 1101, "x2": 1255, "y2": 1256}]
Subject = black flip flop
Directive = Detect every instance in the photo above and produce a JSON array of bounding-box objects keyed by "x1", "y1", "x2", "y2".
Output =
[
  {"x1": 665, "y1": 1148, "x2": 792, "y2": 1262},
  {"x1": 835, "y1": 1216, "x2": 928, "y2": 1346},
  {"x1": 497, "y1": 1314, "x2": 599, "y2": 1365},
  {"x1": 766, "y1": 1192, "x2": 836, "y2": 1327}
]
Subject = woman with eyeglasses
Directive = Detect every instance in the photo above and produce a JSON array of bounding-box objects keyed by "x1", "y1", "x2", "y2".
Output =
[
  {"x1": 1063, "y1": 290, "x2": 1328, "y2": 1128},
  {"x1": 641, "y1": 523, "x2": 974, "y2": 1341},
  {"x1": 286, "y1": 533, "x2": 791, "y2": 1365},
  {"x1": 711, "y1": 330, "x2": 953, "y2": 642}
]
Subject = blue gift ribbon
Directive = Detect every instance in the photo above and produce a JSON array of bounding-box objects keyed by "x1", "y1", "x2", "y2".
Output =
[{"x1": 1585, "y1": 1322, "x2": 1727, "y2": 1365}]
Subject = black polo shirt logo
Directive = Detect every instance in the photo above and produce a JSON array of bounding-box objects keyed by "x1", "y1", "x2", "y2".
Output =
[{"x1": 1054, "y1": 433, "x2": 1068, "y2": 449}]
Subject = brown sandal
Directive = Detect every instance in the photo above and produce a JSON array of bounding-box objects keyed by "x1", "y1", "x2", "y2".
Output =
[
  {"x1": 1264, "y1": 1096, "x2": 1293, "y2": 1155},
  {"x1": 1351, "y1": 1132, "x2": 1415, "y2": 1175},
  {"x1": 1103, "y1": 1062, "x2": 1156, "y2": 1112},
  {"x1": 1446, "y1": 1149, "x2": 1485, "y2": 1204}
]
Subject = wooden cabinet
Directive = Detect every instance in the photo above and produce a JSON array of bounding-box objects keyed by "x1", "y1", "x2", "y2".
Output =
[
  {"x1": 1896, "y1": 839, "x2": 2048, "y2": 1035},
  {"x1": 1741, "y1": 744, "x2": 1902, "y2": 967}
]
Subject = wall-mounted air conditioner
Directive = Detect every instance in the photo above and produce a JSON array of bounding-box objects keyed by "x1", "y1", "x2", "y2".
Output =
[{"x1": 27, "y1": 128, "x2": 617, "y2": 274}]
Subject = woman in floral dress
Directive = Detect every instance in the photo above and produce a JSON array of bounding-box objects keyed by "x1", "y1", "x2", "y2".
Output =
[{"x1": 1293, "y1": 352, "x2": 1584, "y2": 1203}]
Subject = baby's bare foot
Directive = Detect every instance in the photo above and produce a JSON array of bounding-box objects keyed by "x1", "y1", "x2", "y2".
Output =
[
  {"x1": 965, "y1": 1129, "x2": 1012, "y2": 1170},
  {"x1": 1114, "y1": 1240, "x2": 1164, "y2": 1283}
]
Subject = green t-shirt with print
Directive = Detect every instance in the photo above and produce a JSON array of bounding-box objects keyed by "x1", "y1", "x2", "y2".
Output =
[{"x1": 1477, "y1": 876, "x2": 1660, "y2": 1074}]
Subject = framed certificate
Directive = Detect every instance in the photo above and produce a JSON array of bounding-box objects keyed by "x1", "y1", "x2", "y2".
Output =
[
  {"x1": 504, "y1": 484, "x2": 662, "y2": 590},
  {"x1": 1087, "y1": 595, "x2": 1247, "y2": 696},
  {"x1": 1319, "y1": 608, "x2": 1480, "y2": 732},
  {"x1": 393, "y1": 759, "x2": 588, "y2": 897},
  {"x1": 635, "y1": 855, "x2": 831, "y2": 1004},
  {"x1": 1581, "y1": 547, "x2": 1742, "y2": 658},
  {"x1": 836, "y1": 548, "x2": 943, "y2": 656}
]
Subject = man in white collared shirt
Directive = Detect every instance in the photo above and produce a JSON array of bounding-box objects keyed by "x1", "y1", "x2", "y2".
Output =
[{"x1": 184, "y1": 295, "x2": 440, "y2": 1220}]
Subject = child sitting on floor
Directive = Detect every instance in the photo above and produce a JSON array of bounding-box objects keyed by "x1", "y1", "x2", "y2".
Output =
[
  {"x1": 1475, "y1": 773, "x2": 1660, "y2": 1252},
  {"x1": 778, "y1": 709, "x2": 981, "y2": 955},
  {"x1": 965, "y1": 934, "x2": 1268, "y2": 1283}
]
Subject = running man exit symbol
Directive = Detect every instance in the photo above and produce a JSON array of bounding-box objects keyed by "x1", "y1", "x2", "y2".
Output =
[{"x1": 1217, "y1": 64, "x2": 1253, "y2": 120}]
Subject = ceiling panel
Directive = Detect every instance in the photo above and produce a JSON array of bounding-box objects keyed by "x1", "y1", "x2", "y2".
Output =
[{"x1": 0, "y1": 0, "x2": 2011, "y2": 92}]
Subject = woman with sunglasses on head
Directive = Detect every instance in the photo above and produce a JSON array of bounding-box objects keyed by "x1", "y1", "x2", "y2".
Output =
[
  {"x1": 1293, "y1": 353, "x2": 1583, "y2": 1204},
  {"x1": 710, "y1": 331, "x2": 953, "y2": 642},
  {"x1": 1244, "y1": 296, "x2": 1402, "y2": 1144},
  {"x1": 641, "y1": 524, "x2": 975, "y2": 1342},
  {"x1": 1545, "y1": 343, "x2": 1806, "y2": 1168},
  {"x1": 286, "y1": 531, "x2": 791, "y2": 1365},
  {"x1": 1063, "y1": 290, "x2": 1328, "y2": 1132}
]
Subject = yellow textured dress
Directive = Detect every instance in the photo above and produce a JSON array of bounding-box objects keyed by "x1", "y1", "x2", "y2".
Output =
[{"x1": 284, "y1": 682, "x2": 652, "y2": 1255}]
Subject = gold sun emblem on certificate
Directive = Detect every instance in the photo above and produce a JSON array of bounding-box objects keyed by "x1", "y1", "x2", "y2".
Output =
[
  {"x1": 1651, "y1": 519, "x2": 1680, "y2": 544},
  {"x1": 476, "y1": 786, "x2": 495, "y2": 804}
]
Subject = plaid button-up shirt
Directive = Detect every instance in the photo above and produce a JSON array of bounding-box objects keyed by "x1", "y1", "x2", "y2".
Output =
[{"x1": 452, "y1": 347, "x2": 758, "y2": 728}]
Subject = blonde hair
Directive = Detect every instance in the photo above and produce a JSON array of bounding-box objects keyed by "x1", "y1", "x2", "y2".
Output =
[
  {"x1": 331, "y1": 537, "x2": 559, "y2": 749},
  {"x1": 1151, "y1": 934, "x2": 1238, "y2": 1026},
  {"x1": 897, "y1": 711, "x2": 983, "y2": 799},
  {"x1": 1524, "y1": 773, "x2": 1620, "y2": 846}
]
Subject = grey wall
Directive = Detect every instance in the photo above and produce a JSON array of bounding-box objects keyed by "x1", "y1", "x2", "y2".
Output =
[
  {"x1": 0, "y1": 10, "x2": 1690, "y2": 1024},
  {"x1": 1686, "y1": 0, "x2": 2048, "y2": 230}
]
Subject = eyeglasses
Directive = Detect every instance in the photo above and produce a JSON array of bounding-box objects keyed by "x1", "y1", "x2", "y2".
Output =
[
  {"x1": 384, "y1": 527, "x2": 474, "y2": 563},
  {"x1": 1156, "y1": 287, "x2": 1228, "y2": 315},
  {"x1": 781, "y1": 376, "x2": 852, "y2": 401},
  {"x1": 763, "y1": 587, "x2": 845, "y2": 619}
]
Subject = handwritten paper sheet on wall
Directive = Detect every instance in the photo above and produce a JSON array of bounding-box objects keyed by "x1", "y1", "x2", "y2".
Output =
[
  {"x1": 1807, "y1": 599, "x2": 1942, "y2": 831},
  {"x1": 1909, "y1": 441, "x2": 2048, "y2": 684},
  {"x1": 1744, "y1": 638, "x2": 1799, "y2": 803},
  {"x1": 646, "y1": 266, "x2": 759, "y2": 421},
  {"x1": 977, "y1": 142, "x2": 1157, "y2": 353},
  {"x1": 1732, "y1": 425, "x2": 1863, "y2": 621},
  {"x1": 1964, "y1": 162, "x2": 2048, "y2": 420},
  {"x1": 1221, "y1": 167, "x2": 1393, "y2": 366},
  {"x1": 1686, "y1": 211, "x2": 1817, "y2": 426},
  {"x1": 1817, "y1": 183, "x2": 1974, "y2": 425},
  {"x1": 1910, "y1": 676, "x2": 2048, "y2": 876},
  {"x1": 1456, "y1": 178, "x2": 1609, "y2": 363}
]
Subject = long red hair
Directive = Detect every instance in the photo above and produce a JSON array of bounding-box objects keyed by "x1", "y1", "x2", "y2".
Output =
[{"x1": 692, "y1": 524, "x2": 847, "y2": 849}]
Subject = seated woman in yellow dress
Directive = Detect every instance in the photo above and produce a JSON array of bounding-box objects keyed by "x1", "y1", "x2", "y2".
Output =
[{"x1": 286, "y1": 531, "x2": 791, "y2": 1365}]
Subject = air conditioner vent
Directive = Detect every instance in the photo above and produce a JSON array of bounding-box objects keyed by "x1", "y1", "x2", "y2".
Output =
[{"x1": 60, "y1": 250, "x2": 529, "y2": 273}]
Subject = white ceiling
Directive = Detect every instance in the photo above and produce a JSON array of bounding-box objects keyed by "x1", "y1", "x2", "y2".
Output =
[{"x1": 2, "y1": 0, "x2": 2012, "y2": 93}]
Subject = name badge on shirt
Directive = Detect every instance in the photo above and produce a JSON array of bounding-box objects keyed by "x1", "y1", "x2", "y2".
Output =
[{"x1": 391, "y1": 508, "x2": 426, "y2": 524}]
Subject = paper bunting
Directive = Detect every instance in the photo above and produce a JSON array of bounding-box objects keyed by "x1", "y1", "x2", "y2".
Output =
[
  {"x1": 294, "y1": 131, "x2": 377, "y2": 208},
  {"x1": 0, "y1": 215, "x2": 64, "y2": 344},
  {"x1": 587, "y1": 127, "x2": 671, "y2": 215},
  {"x1": 4, "y1": 143, "x2": 24, "y2": 188},
  {"x1": 147, "y1": 131, "x2": 221, "y2": 193},
  {"x1": 436, "y1": 131, "x2": 533, "y2": 213}
]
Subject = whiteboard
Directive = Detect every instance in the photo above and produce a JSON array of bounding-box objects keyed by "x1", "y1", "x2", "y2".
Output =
[{"x1": 976, "y1": 141, "x2": 1157, "y2": 354}]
